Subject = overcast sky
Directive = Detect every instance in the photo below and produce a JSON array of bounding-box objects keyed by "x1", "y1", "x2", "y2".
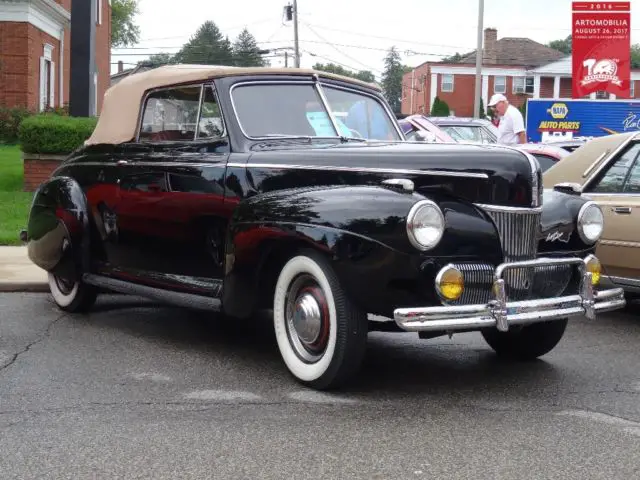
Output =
[{"x1": 111, "y1": 0, "x2": 640, "y2": 80}]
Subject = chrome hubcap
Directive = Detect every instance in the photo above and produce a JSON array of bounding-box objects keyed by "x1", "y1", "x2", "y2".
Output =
[
  {"x1": 292, "y1": 293, "x2": 322, "y2": 344},
  {"x1": 54, "y1": 275, "x2": 75, "y2": 295},
  {"x1": 285, "y1": 274, "x2": 330, "y2": 363}
]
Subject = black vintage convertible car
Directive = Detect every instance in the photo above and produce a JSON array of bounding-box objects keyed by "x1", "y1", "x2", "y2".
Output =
[{"x1": 23, "y1": 65, "x2": 625, "y2": 389}]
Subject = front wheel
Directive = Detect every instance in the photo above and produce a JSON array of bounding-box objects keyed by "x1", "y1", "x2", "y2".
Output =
[
  {"x1": 273, "y1": 250, "x2": 368, "y2": 390},
  {"x1": 48, "y1": 273, "x2": 98, "y2": 313},
  {"x1": 480, "y1": 319, "x2": 568, "y2": 360}
]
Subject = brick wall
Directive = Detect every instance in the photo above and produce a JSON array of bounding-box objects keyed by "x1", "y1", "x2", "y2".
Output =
[
  {"x1": 24, "y1": 157, "x2": 64, "y2": 191},
  {"x1": 0, "y1": 22, "x2": 62, "y2": 110},
  {"x1": 540, "y1": 77, "x2": 554, "y2": 98},
  {"x1": 401, "y1": 64, "x2": 430, "y2": 115},
  {"x1": 0, "y1": 23, "x2": 30, "y2": 108},
  {"x1": 436, "y1": 73, "x2": 475, "y2": 117}
]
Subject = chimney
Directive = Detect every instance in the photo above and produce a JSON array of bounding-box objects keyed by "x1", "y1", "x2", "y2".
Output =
[
  {"x1": 484, "y1": 28, "x2": 498, "y2": 64},
  {"x1": 118, "y1": 61, "x2": 123, "y2": 73}
]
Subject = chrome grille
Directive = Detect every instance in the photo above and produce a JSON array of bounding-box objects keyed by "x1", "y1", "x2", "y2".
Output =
[
  {"x1": 447, "y1": 262, "x2": 577, "y2": 306},
  {"x1": 479, "y1": 205, "x2": 542, "y2": 300},
  {"x1": 482, "y1": 207, "x2": 541, "y2": 262}
]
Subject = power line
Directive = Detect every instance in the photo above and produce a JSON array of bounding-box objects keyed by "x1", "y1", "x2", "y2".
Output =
[{"x1": 301, "y1": 21, "x2": 383, "y2": 75}]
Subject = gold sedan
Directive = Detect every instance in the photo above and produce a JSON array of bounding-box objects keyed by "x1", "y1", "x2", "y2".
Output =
[{"x1": 543, "y1": 132, "x2": 640, "y2": 298}]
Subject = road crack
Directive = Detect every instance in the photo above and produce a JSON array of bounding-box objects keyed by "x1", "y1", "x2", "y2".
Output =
[{"x1": 0, "y1": 313, "x2": 67, "y2": 374}]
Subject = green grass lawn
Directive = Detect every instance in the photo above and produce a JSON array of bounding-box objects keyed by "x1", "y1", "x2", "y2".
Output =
[{"x1": 0, "y1": 145, "x2": 32, "y2": 246}]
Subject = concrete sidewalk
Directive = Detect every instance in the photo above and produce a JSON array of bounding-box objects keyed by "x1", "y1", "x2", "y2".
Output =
[{"x1": 0, "y1": 246, "x2": 48, "y2": 292}]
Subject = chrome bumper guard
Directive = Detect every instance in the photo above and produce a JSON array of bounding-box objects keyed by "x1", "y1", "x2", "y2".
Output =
[{"x1": 394, "y1": 257, "x2": 626, "y2": 333}]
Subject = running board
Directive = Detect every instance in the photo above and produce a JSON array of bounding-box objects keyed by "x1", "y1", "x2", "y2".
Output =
[{"x1": 83, "y1": 273, "x2": 222, "y2": 311}]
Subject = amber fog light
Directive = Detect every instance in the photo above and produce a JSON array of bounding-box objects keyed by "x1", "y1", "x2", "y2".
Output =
[
  {"x1": 436, "y1": 265, "x2": 464, "y2": 301},
  {"x1": 584, "y1": 254, "x2": 602, "y2": 286}
]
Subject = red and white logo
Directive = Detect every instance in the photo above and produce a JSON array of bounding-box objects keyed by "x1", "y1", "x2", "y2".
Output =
[{"x1": 580, "y1": 58, "x2": 623, "y2": 86}]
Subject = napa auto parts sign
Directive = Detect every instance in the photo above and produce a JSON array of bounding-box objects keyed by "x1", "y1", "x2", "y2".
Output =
[
  {"x1": 525, "y1": 99, "x2": 640, "y2": 142},
  {"x1": 572, "y1": 2, "x2": 631, "y2": 98}
]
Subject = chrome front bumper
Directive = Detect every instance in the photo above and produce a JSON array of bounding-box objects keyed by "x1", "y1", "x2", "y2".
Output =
[{"x1": 394, "y1": 257, "x2": 626, "y2": 333}]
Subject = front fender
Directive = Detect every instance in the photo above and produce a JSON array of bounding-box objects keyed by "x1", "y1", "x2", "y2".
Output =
[
  {"x1": 26, "y1": 176, "x2": 91, "y2": 280},
  {"x1": 222, "y1": 185, "x2": 503, "y2": 318},
  {"x1": 538, "y1": 189, "x2": 597, "y2": 255}
]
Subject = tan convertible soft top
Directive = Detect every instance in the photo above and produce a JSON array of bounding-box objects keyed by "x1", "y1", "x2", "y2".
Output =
[{"x1": 85, "y1": 64, "x2": 381, "y2": 146}]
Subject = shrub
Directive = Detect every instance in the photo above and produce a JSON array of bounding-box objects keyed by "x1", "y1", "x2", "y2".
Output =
[
  {"x1": 19, "y1": 114, "x2": 97, "y2": 155},
  {"x1": 430, "y1": 96, "x2": 450, "y2": 117},
  {"x1": 0, "y1": 107, "x2": 33, "y2": 144}
]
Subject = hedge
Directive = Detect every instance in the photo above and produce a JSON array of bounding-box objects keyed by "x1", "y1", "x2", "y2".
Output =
[
  {"x1": 19, "y1": 114, "x2": 97, "y2": 155},
  {"x1": 0, "y1": 107, "x2": 32, "y2": 144}
]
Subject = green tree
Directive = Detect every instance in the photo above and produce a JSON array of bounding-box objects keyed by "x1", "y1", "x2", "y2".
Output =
[
  {"x1": 111, "y1": 0, "x2": 141, "y2": 48},
  {"x1": 232, "y1": 28, "x2": 267, "y2": 67},
  {"x1": 546, "y1": 35, "x2": 572, "y2": 55},
  {"x1": 143, "y1": 52, "x2": 177, "y2": 67},
  {"x1": 174, "y1": 21, "x2": 234, "y2": 65},
  {"x1": 312, "y1": 63, "x2": 376, "y2": 83},
  {"x1": 430, "y1": 96, "x2": 450, "y2": 116},
  {"x1": 442, "y1": 52, "x2": 463, "y2": 63},
  {"x1": 381, "y1": 46, "x2": 405, "y2": 114}
]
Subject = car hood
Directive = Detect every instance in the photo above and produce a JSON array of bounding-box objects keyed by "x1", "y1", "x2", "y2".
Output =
[{"x1": 246, "y1": 141, "x2": 540, "y2": 208}]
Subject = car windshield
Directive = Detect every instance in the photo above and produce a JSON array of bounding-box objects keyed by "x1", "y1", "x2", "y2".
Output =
[
  {"x1": 231, "y1": 82, "x2": 401, "y2": 141},
  {"x1": 441, "y1": 125, "x2": 494, "y2": 143}
]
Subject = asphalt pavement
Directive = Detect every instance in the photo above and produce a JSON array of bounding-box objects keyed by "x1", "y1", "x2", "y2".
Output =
[{"x1": 1, "y1": 292, "x2": 640, "y2": 479}]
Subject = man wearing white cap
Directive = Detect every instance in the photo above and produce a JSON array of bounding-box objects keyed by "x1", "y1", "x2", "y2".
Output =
[{"x1": 488, "y1": 93, "x2": 526, "y2": 145}]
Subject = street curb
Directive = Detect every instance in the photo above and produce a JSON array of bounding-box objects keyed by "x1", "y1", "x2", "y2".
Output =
[{"x1": 0, "y1": 283, "x2": 49, "y2": 293}]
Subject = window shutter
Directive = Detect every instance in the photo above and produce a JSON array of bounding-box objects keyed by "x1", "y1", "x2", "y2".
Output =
[
  {"x1": 49, "y1": 61, "x2": 56, "y2": 108},
  {"x1": 39, "y1": 57, "x2": 47, "y2": 112}
]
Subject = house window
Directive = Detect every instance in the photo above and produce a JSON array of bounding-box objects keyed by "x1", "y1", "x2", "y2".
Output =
[
  {"x1": 595, "y1": 90, "x2": 609, "y2": 99},
  {"x1": 513, "y1": 76, "x2": 534, "y2": 94},
  {"x1": 96, "y1": 0, "x2": 102, "y2": 25},
  {"x1": 494, "y1": 76, "x2": 506, "y2": 94},
  {"x1": 39, "y1": 44, "x2": 55, "y2": 112},
  {"x1": 441, "y1": 74, "x2": 454, "y2": 92}
]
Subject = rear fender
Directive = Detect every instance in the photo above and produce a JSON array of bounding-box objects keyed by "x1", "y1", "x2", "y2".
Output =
[{"x1": 26, "y1": 177, "x2": 91, "y2": 281}]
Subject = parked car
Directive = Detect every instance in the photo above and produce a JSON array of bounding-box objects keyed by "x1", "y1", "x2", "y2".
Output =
[
  {"x1": 543, "y1": 132, "x2": 640, "y2": 299},
  {"x1": 397, "y1": 114, "x2": 455, "y2": 143},
  {"x1": 542, "y1": 138, "x2": 589, "y2": 152},
  {"x1": 23, "y1": 65, "x2": 625, "y2": 390},
  {"x1": 427, "y1": 116, "x2": 498, "y2": 143},
  {"x1": 518, "y1": 143, "x2": 570, "y2": 172}
]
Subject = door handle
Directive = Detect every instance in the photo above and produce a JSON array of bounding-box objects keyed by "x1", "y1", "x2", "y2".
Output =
[
  {"x1": 612, "y1": 206, "x2": 632, "y2": 214},
  {"x1": 116, "y1": 160, "x2": 128, "y2": 166}
]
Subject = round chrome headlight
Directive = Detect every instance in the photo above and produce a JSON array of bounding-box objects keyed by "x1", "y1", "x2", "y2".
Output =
[
  {"x1": 406, "y1": 200, "x2": 445, "y2": 251},
  {"x1": 577, "y1": 201, "x2": 604, "y2": 244}
]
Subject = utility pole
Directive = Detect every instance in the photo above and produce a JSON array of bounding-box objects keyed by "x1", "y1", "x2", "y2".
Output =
[
  {"x1": 473, "y1": 0, "x2": 484, "y2": 118},
  {"x1": 293, "y1": 0, "x2": 300, "y2": 67},
  {"x1": 285, "y1": 51, "x2": 288, "y2": 67}
]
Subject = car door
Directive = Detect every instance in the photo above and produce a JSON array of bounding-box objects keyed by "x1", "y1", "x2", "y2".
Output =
[
  {"x1": 582, "y1": 141, "x2": 640, "y2": 284},
  {"x1": 106, "y1": 82, "x2": 231, "y2": 286}
]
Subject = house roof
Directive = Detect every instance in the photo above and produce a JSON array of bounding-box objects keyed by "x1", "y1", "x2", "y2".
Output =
[
  {"x1": 458, "y1": 37, "x2": 565, "y2": 67},
  {"x1": 88, "y1": 64, "x2": 381, "y2": 145}
]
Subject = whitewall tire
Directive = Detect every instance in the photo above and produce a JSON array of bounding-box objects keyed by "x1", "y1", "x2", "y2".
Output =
[
  {"x1": 273, "y1": 250, "x2": 367, "y2": 390},
  {"x1": 48, "y1": 273, "x2": 98, "y2": 313}
]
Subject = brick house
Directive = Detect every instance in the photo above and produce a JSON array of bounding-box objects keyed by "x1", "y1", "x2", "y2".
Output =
[
  {"x1": 0, "y1": 0, "x2": 112, "y2": 114},
  {"x1": 401, "y1": 28, "x2": 640, "y2": 117}
]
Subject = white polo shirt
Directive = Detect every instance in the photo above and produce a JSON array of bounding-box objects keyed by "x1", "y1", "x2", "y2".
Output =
[{"x1": 497, "y1": 104, "x2": 525, "y2": 145}]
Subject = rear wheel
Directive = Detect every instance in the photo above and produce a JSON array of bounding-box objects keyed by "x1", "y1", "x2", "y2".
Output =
[
  {"x1": 273, "y1": 250, "x2": 368, "y2": 390},
  {"x1": 480, "y1": 319, "x2": 568, "y2": 360},
  {"x1": 48, "y1": 273, "x2": 98, "y2": 313}
]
